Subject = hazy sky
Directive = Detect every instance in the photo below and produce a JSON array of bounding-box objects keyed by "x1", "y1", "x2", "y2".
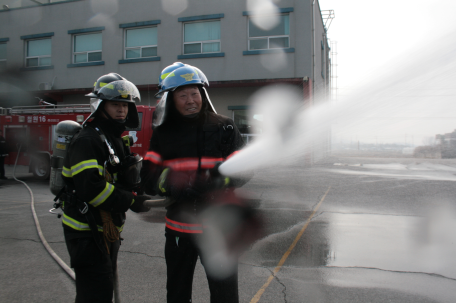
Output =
[
  {"x1": 319, "y1": 0, "x2": 456, "y2": 89},
  {"x1": 317, "y1": 0, "x2": 456, "y2": 145}
]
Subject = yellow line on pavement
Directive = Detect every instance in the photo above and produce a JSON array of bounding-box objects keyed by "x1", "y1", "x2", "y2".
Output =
[{"x1": 250, "y1": 187, "x2": 331, "y2": 303}]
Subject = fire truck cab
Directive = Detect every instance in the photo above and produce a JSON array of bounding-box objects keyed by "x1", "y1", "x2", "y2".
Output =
[{"x1": 0, "y1": 105, "x2": 155, "y2": 179}]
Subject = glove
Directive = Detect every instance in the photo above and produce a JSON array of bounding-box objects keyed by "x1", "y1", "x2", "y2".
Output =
[
  {"x1": 209, "y1": 162, "x2": 223, "y2": 178},
  {"x1": 209, "y1": 162, "x2": 231, "y2": 190},
  {"x1": 157, "y1": 168, "x2": 171, "y2": 196},
  {"x1": 130, "y1": 195, "x2": 152, "y2": 213},
  {"x1": 185, "y1": 175, "x2": 230, "y2": 200},
  {"x1": 212, "y1": 175, "x2": 232, "y2": 190},
  {"x1": 156, "y1": 168, "x2": 189, "y2": 200}
]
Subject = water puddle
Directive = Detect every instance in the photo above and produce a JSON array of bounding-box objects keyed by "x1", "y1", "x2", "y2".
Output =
[{"x1": 317, "y1": 212, "x2": 456, "y2": 280}]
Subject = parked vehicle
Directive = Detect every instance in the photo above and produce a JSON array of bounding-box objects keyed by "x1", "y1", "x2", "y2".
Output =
[{"x1": 0, "y1": 104, "x2": 155, "y2": 179}]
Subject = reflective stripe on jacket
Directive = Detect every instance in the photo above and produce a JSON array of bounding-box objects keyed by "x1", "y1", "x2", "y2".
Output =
[{"x1": 61, "y1": 119, "x2": 134, "y2": 235}]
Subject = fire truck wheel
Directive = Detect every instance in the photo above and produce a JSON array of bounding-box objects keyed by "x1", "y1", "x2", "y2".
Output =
[{"x1": 32, "y1": 156, "x2": 51, "y2": 180}]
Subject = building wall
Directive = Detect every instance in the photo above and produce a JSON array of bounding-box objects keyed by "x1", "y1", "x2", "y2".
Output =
[
  {"x1": 312, "y1": 0, "x2": 330, "y2": 104},
  {"x1": 0, "y1": 0, "x2": 329, "y2": 116},
  {"x1": 0, "y1": 1, "x2": 316, "y2": 86}
]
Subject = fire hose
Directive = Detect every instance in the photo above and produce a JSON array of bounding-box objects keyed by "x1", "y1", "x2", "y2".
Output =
[{"x1": 12, "y1": 144, "x2": 76, "y2": 279}]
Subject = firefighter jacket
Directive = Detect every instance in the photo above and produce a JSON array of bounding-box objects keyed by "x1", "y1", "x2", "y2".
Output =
[
  {"x1": 61, "y1": 118, "x2": 136, "y2": 239},
  {"x1": 141, "y1": 109, "x2": 246, "y2": 236}
]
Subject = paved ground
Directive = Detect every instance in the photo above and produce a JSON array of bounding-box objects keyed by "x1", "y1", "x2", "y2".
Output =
[{"x1": 1, "y1": 156, "x2": 456, "y2": 302}]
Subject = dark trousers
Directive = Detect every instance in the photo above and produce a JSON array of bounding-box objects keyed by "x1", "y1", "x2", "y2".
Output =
[
  {"x1": 0, "y1": 157, "x2": 5, "y2": 178},
  {"x1": 65, "y1": 236, "x2": 120, "y2": 303},
  {"x1": 165, "y1": 233, "x2": 239, "y2": 303}
]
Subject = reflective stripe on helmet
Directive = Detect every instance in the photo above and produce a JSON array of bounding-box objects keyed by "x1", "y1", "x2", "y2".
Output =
[
  {"x1": 158, "y1": 62, "x2": 186, "y2": 88},
  {"x1": 161, "y1": 72, "x2": 172, "y2": 80}
]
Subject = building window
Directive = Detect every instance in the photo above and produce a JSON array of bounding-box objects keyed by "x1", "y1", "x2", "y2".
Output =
[
  {"x1": 73, "y1": 33, "x2": 102, "y2": 63},
  {"x1": 231, "y1": 108, "x2": 263, "y2": 144},
  {"x1": 248, "y1": 14, "x2": 289, "y2": 50},
  {"x1": 125, "y1": 27, "x2": 157, "y2": 59},
  {"x1": 183, "y1": 20, "x2": 221, "y2": 55},
  {"x1": 25, "y1": 38, "x2": 51, "y2": 67},
  {"x1": 0, "y1": 43, "x2": 6, "y2": 69}
]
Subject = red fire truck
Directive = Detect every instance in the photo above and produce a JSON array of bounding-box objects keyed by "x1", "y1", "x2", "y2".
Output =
[{"x1": 0, "y1": 104, "x2": 155, "y2": 179}]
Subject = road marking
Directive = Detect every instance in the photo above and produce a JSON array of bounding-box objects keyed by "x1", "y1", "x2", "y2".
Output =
[{"x1": 250, "y1": 187, "x2": 331, "y2": 303}]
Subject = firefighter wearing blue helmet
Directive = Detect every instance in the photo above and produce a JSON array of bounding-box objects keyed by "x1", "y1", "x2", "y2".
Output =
[{"x1": 141, "y1": 63, "x2": 248, "y2": 303}]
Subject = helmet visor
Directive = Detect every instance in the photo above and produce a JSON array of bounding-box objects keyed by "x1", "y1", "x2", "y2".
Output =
[
  {"x1": 153, "y1": 92, "x2": 167, "y2": 127},
  {"x1": 97, "y1": 80, "x2": 141, "y2": 102}
]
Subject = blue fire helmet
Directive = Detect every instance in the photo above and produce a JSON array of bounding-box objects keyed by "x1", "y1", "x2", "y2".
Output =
[
  {"x1": 155, "y1": 63, "x2": 209, "y2": 97},
  {"x1": 152, "y1": 64, "x2": 215, "y2": 127},
  {"x1": 157, "y1": 62, "x2": 186, "y2": 89}
]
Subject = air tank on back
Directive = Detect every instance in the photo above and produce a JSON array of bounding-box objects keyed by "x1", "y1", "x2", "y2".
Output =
[{"x1": 49, "y1": 120, "x2": 82, "y2": 196}]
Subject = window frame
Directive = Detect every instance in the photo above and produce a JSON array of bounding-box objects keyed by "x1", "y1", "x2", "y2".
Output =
[
  {"x1": 247, "y1": 14, "x2": 290, "y2": 51},
  {"x1": 25, "y1": 38, "x2": 52, "y2": 68},
  {"x1": 72, "y1": 32, "x2": 102, "y2": 64},
  {"x1": 182, "y1": 20, "x2": 221, "y2": 55},
  {"x1": 123, "y1": 26, "x2": 158, "y2": 60}
]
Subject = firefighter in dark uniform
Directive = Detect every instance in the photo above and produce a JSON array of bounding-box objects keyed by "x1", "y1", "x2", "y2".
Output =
[
  {"x1": 61, "y1": 73, "x2": 151, "y2": 302},
  {"x1": 141, "y1": 63, "x2": 249, "y2": 303}
]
